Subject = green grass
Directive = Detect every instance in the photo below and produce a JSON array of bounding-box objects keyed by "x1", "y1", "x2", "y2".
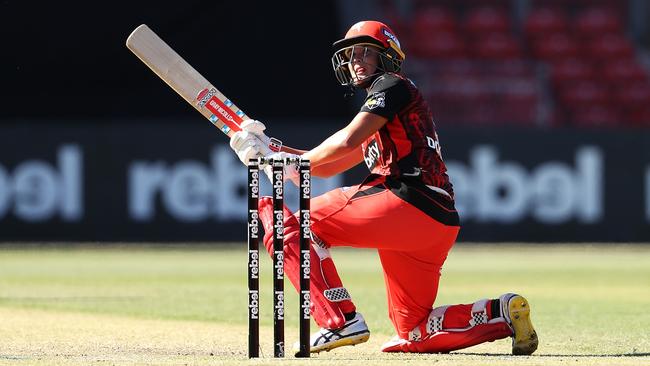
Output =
[{"x1": 0, "y1": 244, "x2": 649, "y2": 365}]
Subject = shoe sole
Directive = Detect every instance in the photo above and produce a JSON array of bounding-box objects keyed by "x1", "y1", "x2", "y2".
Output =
[
  {"x1": 509, "y1": 295, "x2": 538, "y2": 355},
  {"x1": 310, "y1": 332, "x2": 371, "y2": 353}
]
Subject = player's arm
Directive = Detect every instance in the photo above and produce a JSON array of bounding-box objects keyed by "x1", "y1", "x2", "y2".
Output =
[
  {"x1": 230, "y1": 73, "x2": 404, "y2": 176},
  {"x1": 301, "y1": 75, "x2": 410, "y2": 169},
  {"x1": 279, "y1": 146, "x2": 363, "y2": 177},
  {"x1": 302, "y1": 112, "x2": 386, "y2": 167},
  {"x1": 279, "y1": 112, "x2": 385, "y2": 177},
  {"x1": 310, "y1": 148, "x2": 364, "y2": 177}
]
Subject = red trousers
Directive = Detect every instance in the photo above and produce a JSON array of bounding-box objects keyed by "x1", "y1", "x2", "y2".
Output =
[{"x1": 310, "y1": 175, "x2": 460, "y2": 338}]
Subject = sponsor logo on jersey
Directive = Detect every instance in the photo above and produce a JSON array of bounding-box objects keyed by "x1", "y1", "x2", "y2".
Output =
[
  {"x1": 427, "y1": 132, "x2": 442, "y2": 158},
  {"x1": 363, "y1": 139, "x2": 380, "y2": 170},
  {"x1": 364, "y1": 92, "x2": 386, "y2": 110}
]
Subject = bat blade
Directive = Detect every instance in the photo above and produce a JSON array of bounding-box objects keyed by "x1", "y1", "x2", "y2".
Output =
[{"x1": 126, "y1": 24, "x2": 247, "y2": 137}]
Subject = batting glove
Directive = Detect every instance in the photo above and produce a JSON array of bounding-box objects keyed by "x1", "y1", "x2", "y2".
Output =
[
  {"x1": 240, "y1": 119, "x2": 283, "y2": 152},
  {"x1": 229, "y1": 130, "x2": 271, "y2": 166},
  {"x1": 264, "y1": 151, "x2": 301, "y2": 187}
]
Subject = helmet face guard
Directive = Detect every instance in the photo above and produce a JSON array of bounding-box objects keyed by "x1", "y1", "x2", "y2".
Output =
[
  {"x1": 331, "y1": 21, "x2": 405, "y2": 88},
  {"x1": 331, "y1": 44, "x2": 403, "y2": 87}
]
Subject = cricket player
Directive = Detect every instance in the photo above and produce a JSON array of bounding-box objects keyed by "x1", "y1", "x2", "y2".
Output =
[{"x1": 230, "y1": 20, "x2": 538, "y2": 355}]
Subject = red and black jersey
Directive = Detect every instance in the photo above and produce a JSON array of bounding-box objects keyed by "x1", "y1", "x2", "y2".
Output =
[{"x1": 359, "y1": 73, "x2": 454, "y2": 197}]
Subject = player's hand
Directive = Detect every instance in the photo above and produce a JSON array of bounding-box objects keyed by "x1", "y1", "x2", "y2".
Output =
[
  {"x1": 229, "y1": 130, "x2": 270, "y2": 166},
  {"x1": 263, "y1": 151, "x2": 301, "y2": 187},
  {"x1": 240, "y1": 119, "x2": 283, "y2": 152}
]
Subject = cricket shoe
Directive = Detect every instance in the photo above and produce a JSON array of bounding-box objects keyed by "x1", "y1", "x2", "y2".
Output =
[
  {"x1": 293, "y1": 312, "x2": 370, "y2": 354},
  {"x1": 502, "y1": 293, "x2": 538, "y2": 355}
]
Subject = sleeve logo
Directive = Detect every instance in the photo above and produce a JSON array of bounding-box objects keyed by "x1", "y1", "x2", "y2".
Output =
[{"x1": 364, "y1": 92, "x2": 386, "y2": 110}]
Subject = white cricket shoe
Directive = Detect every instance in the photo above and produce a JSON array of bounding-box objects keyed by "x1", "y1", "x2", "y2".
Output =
[{"x1": 293, "y1": 312, "x2": 370, "y2": 354}]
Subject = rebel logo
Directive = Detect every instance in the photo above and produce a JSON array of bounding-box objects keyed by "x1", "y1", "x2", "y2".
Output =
[
  {"x1": 275, "y1": 291, "x2": 285, "y2": 320},
  {"x1": 300, "y1": 170, "x2": 311, "y2": 199},
  {"x1": 248, "y1": 210, "x2": 259, "y2": 239},
  {"x1": 274, "y1": 210, "x2": 283, "y2": 239},
  {"x1": 273, "y1": 172, "x2": 283, "y2": 199},
  {"x1": 249, "y1": 170, "x2": 259, "y2": 198},
  {"x1": 248, "y1": 249, "x2": 259, "y2": 278},
  {"x1": 301, "y1": 210, "x2": 311, "y2": 239},
  {"x1": 0, "y1": 144, "x2": 82, "y2": 222},
  {"x1": 301, "y1": 290, "x2": 311, "y2": 319},
  {"x1": 301, "y1": 249, "x2": 310, "y2": 279},
  {"x1": 447, "y1": 146, "x2": 603, "y2": 224},
  {"x1": 275, "y1": 251, "x2": 284, "y2": 279},
  {"x1": 249, "y1": 290, "x2": 259, "y2": 319}
]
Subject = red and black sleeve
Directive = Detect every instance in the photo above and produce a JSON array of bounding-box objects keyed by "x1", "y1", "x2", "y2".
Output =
[{"x1": 359, "y1": 74, "x2": 411, "y2": 119}]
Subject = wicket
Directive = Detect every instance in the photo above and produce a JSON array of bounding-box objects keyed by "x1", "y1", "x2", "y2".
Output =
[{"x1": 247, "y1": 157, "x2": 311, "y2": 358}]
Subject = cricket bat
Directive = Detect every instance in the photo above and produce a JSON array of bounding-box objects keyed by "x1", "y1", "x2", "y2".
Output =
[{"x1": 126, "y1": 24, "x2": 247, "y2": 137}]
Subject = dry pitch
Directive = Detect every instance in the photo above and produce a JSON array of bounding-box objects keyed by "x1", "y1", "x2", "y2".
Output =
[{"x1": 0, "y1": 244, "x2": 648, "y2": 366}]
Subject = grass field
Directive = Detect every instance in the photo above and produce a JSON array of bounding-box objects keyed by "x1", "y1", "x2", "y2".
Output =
[{"x1": 0, "y1": 244, "x2": 648, "y2": 366}]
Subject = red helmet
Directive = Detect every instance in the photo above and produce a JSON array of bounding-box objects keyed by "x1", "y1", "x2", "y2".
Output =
[{"x1": 331, "y1": 21, "x2": 406, "y2": 87}]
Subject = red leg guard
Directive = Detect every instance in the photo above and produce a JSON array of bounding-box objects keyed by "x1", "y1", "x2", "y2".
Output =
[
  {"x1": 383, "y1": 299, "x2": 513, "y2": 353},
  {"x1": 258, "y1": 197, "x2": 355, "y2": 329},
  {"x1": 385, "y1": 322, "x2": 512, "y2": 353}
]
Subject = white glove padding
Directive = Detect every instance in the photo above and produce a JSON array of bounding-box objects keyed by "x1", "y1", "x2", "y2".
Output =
[
  {"x1": 240, "y1": 119, "x2": 282, "y2": 152},
  {"x1": 229, "y1": 130, "x2": 272, "y2": 166},
  {"x1": 263, "y1": 151, "x2": 301, "y2": 187},
  {"x1": 240, "y1": 119, "x2": 267, "y2": 136}
]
